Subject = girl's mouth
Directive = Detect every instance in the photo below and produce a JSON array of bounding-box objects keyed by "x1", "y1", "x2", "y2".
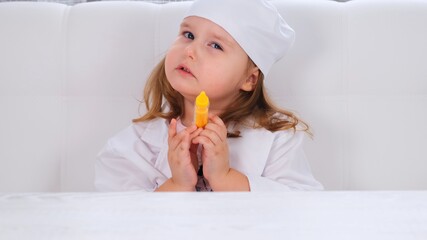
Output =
[
  {"x1": 177, "y1": 65, "x2": 194, "y2": 77},
  {"x1": 180, "y1": 66, "x2": 191, "y2": 73}
]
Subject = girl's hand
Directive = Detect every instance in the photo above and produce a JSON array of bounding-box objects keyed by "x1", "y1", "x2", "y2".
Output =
[
  {"x1": 192, "y1": 115, "x2": 230, "y2": 188},
  {"x1": 167, "y1": 118, "x2": 201, "y2": 191}
]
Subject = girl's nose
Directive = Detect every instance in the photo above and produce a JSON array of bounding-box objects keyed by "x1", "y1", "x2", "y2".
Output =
[{"x1": 185, "y1": 43, "x2": 196, "y2": 60}]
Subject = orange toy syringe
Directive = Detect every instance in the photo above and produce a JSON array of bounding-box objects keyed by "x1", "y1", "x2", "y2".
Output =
[{"x1": 194, "y1": 91, "x2": 209, "y2": 128}]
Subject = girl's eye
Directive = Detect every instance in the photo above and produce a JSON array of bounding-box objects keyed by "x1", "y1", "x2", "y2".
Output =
[
  {"x1": 210, "y1": 42, "x2": 223, "y2": 51},
  {"x1": 183, "y1": 31, "x2": 194, "y2": 40}
]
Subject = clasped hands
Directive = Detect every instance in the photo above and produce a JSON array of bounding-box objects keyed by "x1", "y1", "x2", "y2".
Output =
[{"x1": 167, "y1": 115, "x2": 230, "y2": 191}]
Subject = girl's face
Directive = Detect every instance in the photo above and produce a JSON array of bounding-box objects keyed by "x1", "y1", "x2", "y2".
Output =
[{"x1": 165, "y1": 16, "x2": 259, "y2": 113}]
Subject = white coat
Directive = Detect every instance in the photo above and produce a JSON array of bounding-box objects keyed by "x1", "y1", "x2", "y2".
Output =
[{"x1": 95, "y1": 118, "x2": 323, "y2": 191}]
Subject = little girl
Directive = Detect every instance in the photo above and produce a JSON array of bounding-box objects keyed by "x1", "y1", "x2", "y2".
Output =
[{"x1": 95, "y1": 0, "x2": 323, "y2": 192}]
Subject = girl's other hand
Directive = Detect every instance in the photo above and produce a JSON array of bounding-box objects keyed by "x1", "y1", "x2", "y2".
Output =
[
  {"x1": 166, "y1": 118, "x2": 201, "y2": 191},
  {"x1": 192, "y1": 115, "x2": 230, "y2": 188}
]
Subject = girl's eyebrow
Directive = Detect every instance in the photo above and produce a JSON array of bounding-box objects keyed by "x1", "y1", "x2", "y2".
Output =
[
  {"x1": 179, "y1": 22, "x2": 191, "y2": 29},
  {"x1": 211, "y1": 33, "x2": 233, "y2": 48}
]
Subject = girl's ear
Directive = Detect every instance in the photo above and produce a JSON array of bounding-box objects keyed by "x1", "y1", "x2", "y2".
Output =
[{"x1": 240, "y1": 67, "x2": 260, "y2": 92}]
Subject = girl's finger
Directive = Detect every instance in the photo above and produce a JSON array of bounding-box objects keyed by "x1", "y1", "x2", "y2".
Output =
[
  {"x1": 168, "y1": 119, "x2": 180, "y2": 150},
  {"x1": 204, "y1": 116, "x2": 227, "y2": 142},
  {"x1": 169, "y1": 119, "x2": 191, "y2": 151},
  {"x1": 168, "y1": 118, "x2": 177, "y2": 141},
  {"x1": 179, "y1": 132, "x2": 190, "y2": 151},
  {"x1": 209, "y1": 114, "x2": 226, "y2": 128},
  {"x1": 184, "y1": 124, "x2": 198, "y2": 135},
  {"x1": 192, "y1": 134, "x2": 214, "y2": 149},
  {"x1": 198, "y1": 128, "x2": 222, "y2": 145},
  {"x1": 189, "y1": 127, "x2": 203, "y2": 139}
]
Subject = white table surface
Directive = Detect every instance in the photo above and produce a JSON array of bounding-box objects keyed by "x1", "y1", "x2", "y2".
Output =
[{"x1": 1, "y1": 191, "x2": 426, "y2": 240}]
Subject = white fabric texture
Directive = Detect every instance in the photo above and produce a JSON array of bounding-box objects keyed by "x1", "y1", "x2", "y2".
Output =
[{"x1": 95, "y1": 118, "x2": 323, "y2": 192}]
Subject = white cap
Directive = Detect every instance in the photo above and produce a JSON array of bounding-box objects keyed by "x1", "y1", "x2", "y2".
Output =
[{"x1": 184, "y1": 0, "x2": 295, "y2": 76}]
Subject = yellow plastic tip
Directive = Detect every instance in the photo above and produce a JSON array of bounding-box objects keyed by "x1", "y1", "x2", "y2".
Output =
[
  {"x1": 194, "y1": 91, "x2": 209, "y2": 128},
  {"x1": 195, "y1": 91, "x2": 209, "y2": 107}
]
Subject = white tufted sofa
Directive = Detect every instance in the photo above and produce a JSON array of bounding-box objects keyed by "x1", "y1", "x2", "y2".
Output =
[{"x1": 1, "y1": 0, "x2": 427, "y2": 192}]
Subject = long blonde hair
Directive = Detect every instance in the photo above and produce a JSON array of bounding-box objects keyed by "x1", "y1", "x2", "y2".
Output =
[{"x1": 133, "y1": 57, "x2": 310, "y2": 137}]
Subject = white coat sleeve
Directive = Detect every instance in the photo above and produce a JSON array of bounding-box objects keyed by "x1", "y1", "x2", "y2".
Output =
[
  {"x1": 247, "y1": 130, "x2": 323, "y2": 191},
  {"x1": 94, "y1": 126, "x2": 167, "y2": 192}
]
